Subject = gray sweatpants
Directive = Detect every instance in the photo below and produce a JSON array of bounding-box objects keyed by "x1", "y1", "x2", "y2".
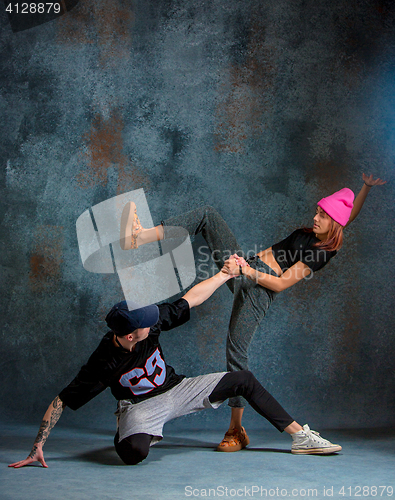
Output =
[
  {"x1": 165, "y1": 206, "x2": 278, "y2": 408},
  {"x1": 116, "y1": 372, "x2": 227, "y2": 443}
]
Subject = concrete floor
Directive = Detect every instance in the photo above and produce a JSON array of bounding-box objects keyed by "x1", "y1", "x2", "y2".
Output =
[{"x1": 2, "y1": 424, "x2": 394, "y2": 500}]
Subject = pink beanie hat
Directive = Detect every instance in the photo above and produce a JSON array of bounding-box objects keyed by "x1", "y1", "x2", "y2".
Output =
[{"x1": 317, "y1": 188, "x2": 355, "y2": 226}]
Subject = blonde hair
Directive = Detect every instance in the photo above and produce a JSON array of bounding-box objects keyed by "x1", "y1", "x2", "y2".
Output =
[{"x1": 305, "y1": 217, "x2": 344, "y2": 251}]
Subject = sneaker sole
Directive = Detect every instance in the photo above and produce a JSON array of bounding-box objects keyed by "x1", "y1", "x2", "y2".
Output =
[
  {"x1": 217, "y1": 435, "x2": 250, "y2": 453},
  {"x1": 120, "y1": 202, "x2": 136, "y2": 250},
  {"x1": 291, "y1": 445, "x2": 342, "y2": 455}
]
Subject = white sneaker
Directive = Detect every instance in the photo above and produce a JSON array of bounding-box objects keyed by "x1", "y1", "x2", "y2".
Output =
[{"x1": 291, "y1": 424, "x2": 342, "y2": 455}]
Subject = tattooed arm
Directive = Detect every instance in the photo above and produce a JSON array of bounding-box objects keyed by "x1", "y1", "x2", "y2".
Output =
[{"x1": 8, "y1": 396, "x2": 65, "y2": 469}]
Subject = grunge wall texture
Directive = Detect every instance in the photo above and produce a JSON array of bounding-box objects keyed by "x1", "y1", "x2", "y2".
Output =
[{"x1": 1, "y1": 0, "x2": 394, "y2": 431}]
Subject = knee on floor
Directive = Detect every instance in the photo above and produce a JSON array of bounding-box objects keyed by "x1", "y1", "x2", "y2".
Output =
[
  {"x1": 114, "y1": 433, "x2": 150, "y2": 466},
  {"x1": 117, "y1": 442, "x2": 149, "y2": 465}
]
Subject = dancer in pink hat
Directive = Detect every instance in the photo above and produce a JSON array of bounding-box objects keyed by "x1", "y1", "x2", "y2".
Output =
[{"x1": 119, "y1": 173, "x2": 386, "y2": 452}]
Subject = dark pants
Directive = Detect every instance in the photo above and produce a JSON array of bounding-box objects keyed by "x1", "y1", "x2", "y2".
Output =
[
  {"x1": 114, "y1": 370, "x2": 294, "y2": 465},
  {"x1": 165, "y1": 206, "x2": 278, "y2": 408}
]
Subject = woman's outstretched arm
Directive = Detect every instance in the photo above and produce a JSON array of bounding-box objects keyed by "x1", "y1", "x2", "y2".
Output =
[
  {"x1": 346, "y1": 173, "x2": 386, "y2": 227},
  {"x1": 222, "y1": 259, "x2": 311, "y2": 293}
]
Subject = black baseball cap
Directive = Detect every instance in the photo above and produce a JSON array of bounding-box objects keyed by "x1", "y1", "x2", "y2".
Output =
[{"x1": 105, "y1": 301, "x2": 159, "y2": 336}]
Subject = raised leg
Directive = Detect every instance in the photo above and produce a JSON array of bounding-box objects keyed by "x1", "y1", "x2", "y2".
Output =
[
  {"x1": 164, "y1": 206, "x2": 243, "y2": 291},
  {"x1": 124, "y1": 205, "x2": 243, "y2": 291}
]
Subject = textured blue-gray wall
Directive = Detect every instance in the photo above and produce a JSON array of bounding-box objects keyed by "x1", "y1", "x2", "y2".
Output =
[{"x1": 1, "y1": 0, "x2": 394, "y2": 431}]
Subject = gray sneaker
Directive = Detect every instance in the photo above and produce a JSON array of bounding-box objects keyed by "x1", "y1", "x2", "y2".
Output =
[{"x1": 291, "y1": 424, "x2": 342, "y2": 455}]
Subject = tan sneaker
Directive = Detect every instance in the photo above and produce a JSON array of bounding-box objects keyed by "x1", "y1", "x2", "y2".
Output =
[
  {"x1": 120, "y1": 201, "x2": 143, "y2": 250},
  {"x1": 217, "y1": 427, "x2": 250, "y2": 452}
]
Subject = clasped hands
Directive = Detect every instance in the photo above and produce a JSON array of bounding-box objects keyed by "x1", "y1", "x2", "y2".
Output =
[{"x1": 221, "y1": 254, "x2": 250, "y2": 276}]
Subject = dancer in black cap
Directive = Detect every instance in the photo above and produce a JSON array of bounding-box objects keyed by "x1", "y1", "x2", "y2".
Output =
[{"x1": 9, "y1": 271, "x2": 341, "y2": 469}]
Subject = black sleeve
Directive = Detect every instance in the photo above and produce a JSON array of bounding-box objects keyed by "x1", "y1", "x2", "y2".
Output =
[
  {"x1": 154, "y1": 298, "x2": 190, "y2": 332},
  {"x1": 59, "y1": 363, "x2": 107, "y2": 411}
]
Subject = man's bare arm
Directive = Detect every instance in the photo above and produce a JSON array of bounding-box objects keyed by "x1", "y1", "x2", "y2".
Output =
[
  {"x1": 8, "y1": 396, "x2": 65, "y2": 469},
  {"x1": 182, "y1": 271, "x2": 232, "y2": 309}
]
